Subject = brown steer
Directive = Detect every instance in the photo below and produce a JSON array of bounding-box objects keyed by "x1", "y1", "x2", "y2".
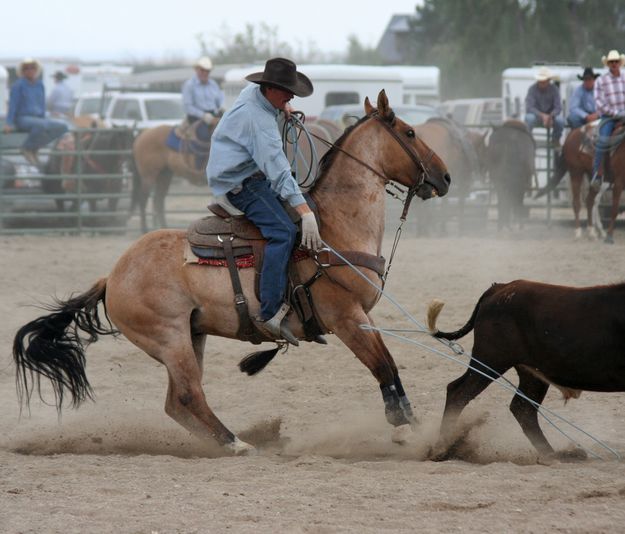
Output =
[{"x1": 427, "y1": 279, "x2": 625, "y2": 460}]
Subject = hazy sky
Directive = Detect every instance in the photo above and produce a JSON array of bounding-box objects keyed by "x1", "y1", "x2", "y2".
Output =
[{"x1": 3, "y1": 0, "x2": 419, "y2": 62}]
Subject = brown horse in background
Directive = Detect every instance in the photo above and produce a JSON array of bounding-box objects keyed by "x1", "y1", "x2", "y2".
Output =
[
  {"x1": 413, "y1": 118, "x2": 481, "y2": 233},
  {"x1": 13, "y1": 91, "x2": 450, "y2": 455}
]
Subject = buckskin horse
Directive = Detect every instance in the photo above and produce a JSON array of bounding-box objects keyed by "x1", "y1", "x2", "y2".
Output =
[{"x1": 13, "y1": 91, "x2": 450, "y2": 455}]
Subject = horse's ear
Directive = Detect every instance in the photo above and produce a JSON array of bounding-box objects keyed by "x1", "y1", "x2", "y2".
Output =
[
  {"x1": 376, "y1": 90, "x2": 390, "y2": 119},
  {"x1": 364, "y1": 96, "x2": 375, "y2": 115}
]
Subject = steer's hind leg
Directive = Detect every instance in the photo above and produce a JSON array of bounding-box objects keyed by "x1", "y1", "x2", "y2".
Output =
[
  {"x1": 510, "y1": 367, "x2": 553, "y2": 457},
  {"x1": 432, "y1": 356, "x2": 508, "y2": 460}
]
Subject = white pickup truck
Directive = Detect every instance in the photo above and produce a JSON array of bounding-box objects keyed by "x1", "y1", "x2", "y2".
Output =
[{"x1": 74, "y1": 91, "x2": 184, "y2": 129}]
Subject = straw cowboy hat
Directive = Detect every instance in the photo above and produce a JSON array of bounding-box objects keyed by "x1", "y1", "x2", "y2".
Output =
[
  {"x1": 577, "y1": 67, "x2": 599, "y2": 80},
  {"x1": 601, "y1": 50, "x2": 625, "y2": 67},
  {"x1": 194, "y1": 56, "x2": 213, "y2": 71},
  {"x1": 245, "y1": 58, "x2": 313, "y2": 97},
  {"x1": 534, "y1": 66, "x2": 553, "y2": 82},
  {"x1": 19, "y1": 58, "x2": 41, "y2": 76}
]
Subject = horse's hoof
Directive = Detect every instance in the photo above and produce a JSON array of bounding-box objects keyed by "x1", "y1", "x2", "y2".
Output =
[
  {"x1": 604, "y1": 235, "x2": 614, "y2": 245},
  {"x1": 588, "y1": 227, "x2": 598, "y2": 240},
  {"x1": 225, "y1": 437, "x2": 257, "y2": 456},
  {"x1": 391, "y1": 423, "x2": 412, "y2": 445},
  {"x1": 574, "y1": 228, "x2": 582, "y2": 240}
]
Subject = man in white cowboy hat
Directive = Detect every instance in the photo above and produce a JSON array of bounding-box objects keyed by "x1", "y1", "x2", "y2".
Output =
[
  {"x1": 181, "y1": 56, "x2": 224, "y2": 141},
  {"x1": 590, "y1": 49, "x2": 625, "y2": 190},
  {"x1": 2, "y1": 58, "x2": 68, "y2": 166},
  {"x1": 524, "y1": 66, "x2": 564, "y2": 147},
  {"x1": 47, "y1": 70, "x2": 74, "y2": 120},
  {"x1": 567, "y1": 67, "x2": 600, "y2": 129},
  {"x1": 207, "y1": 57, "x2": 321, "y2": 345}
]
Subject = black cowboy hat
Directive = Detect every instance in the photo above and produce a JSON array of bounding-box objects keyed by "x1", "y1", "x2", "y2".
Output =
[
  {"x1": 578, "y1": 67, "x2": 599, "y2": 80},
  {"x1": 245, "y1": 58, "x2": 313, "y2": 97},
  {"x1": 53, "y1": 70, "x2": 68, "y2": 80}
]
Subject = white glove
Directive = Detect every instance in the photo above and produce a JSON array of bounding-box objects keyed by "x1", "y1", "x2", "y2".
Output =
[
  {"x1": 202, "y1": 112, "x2": 216, "y2": 123},
  {"x1": 300, "y1": 212, "x2": 322, "y2": 250},
  {"x1": 615, "y1": 110, "x2": 625, "y2": 121}
]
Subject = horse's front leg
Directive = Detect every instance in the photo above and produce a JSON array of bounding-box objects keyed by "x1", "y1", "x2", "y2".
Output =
[
  {"x1": 605, "y1": 181, "x2": 623, "y2": 244},
  {"x1": 332, "y1": 311, "x2": 417, "y2": 439}
]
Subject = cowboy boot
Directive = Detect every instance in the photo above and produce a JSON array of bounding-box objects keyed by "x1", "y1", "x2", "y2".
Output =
[{"x1": 255, "y1": 303, "x2": 299, "y2": 346}]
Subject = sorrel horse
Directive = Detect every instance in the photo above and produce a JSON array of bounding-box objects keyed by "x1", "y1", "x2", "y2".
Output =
[
  {"x1": 536, "y1": 125, "x2": 625, "y2": 243},
  {"x1": 535, "y1": 127, "x2": 603, "y2": 239},
  {"x1": 13, "y1": 91, "x2": 450, "y2": 455}
]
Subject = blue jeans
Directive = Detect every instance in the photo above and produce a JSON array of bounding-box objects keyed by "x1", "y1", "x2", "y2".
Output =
[
  {"x1": 592, "y1": 116, "x2": 616, "y2": 177},
  {"x1": 227, "y1": 177, "x2": 297, "y2": 320},
  {"x1": 524, "y1": 113, "x2": 564, "y2": 142},
  {"x1": 15, "y1": 115, "x2": 69, "y2": 151}
]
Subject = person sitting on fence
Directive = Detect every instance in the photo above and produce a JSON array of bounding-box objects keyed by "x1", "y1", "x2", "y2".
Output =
[
  {"x1": 47, "y1": 71, "x2": 74, "y2": 121},
  {"x1": 181, "y1": 56, "x2": 224, "y2": 142},
  {"x1": 567, "y1": 67, "x2": 600, "y2": 129},
  {"x1": 524, "y1": 66, "x2": 564, "y2": 148},
  {"x1": 590, "y1": 49, "x2": 625, "y2": 191},
  {"x1": 2, "y1": 58, "x2": 68, "y2": 166}
]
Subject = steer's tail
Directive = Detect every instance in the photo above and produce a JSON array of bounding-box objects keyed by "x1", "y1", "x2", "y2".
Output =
[
  {"x1": 427, "y1": 295, "x2": 484, "y2": 340},
  {"x1": 13, "y1": 278, "x2": 115, "y2": 411},
  {"x1": 534, "y1": 150, "x2": 567, "y2": 199}
]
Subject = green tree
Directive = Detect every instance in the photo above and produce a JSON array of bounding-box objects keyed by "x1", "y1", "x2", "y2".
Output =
[{"x1": 407, "y1": 0, "x2": 625, "y2": 99}]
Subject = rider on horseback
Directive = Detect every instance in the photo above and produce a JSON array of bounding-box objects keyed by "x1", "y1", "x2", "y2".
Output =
[
  {"x1": 206, "y1": 58, "x2": 322, "y2": 345},
  {"x1": 591, "y1": 49, "x2": 625, "y2": 191}
]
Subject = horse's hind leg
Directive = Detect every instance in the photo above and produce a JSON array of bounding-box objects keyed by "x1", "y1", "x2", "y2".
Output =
[
  {"x1": 162, "y1": 339, "x2": 254, "y2": 455},
  {"x1": 510, "y1": 367, "x2": 553, "y2": 457}
]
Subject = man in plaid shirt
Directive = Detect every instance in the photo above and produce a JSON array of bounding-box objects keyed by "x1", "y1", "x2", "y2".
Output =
[{"x1": 591, "y1": 49, "x2": 625, "y2": 190}]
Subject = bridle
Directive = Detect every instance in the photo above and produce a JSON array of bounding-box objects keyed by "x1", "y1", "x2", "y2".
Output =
[{"x1": 305, "y1": 110, "x2": 436, "y2": 221}]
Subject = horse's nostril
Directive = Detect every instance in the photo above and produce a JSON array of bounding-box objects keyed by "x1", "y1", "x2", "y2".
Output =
[{"x1": 444, "y1": 173, "x2": 451, "y2": 185}]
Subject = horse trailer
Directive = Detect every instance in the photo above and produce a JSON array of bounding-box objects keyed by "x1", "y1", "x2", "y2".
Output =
[{"x1": 222, "y1": 64, "x2": 439, "y2": 119}]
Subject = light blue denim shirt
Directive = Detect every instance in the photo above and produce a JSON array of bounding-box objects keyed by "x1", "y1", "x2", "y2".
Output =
[
  {"x1": 567, "y1": 84, "x2": 596, "y2": 123},
  {"x1": 182, "y1": 76, "x2": 224, "y2": 118},
  {"x1": 207, "y1": 84, "x2": 305, "y2": 207}
]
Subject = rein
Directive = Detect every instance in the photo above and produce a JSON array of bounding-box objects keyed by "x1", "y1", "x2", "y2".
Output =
[{"x1": 304, "y1": 112, "x2": 433, "y2": 221}]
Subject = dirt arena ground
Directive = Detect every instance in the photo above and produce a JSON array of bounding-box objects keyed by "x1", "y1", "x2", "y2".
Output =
[{"x1": 2, "y1": 220, "x2": 625, "y2": 533}]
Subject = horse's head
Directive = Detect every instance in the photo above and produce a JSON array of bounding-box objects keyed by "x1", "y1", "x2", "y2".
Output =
[{"x1": 364, "y1": 90, "x2": 450, "y2": 199}]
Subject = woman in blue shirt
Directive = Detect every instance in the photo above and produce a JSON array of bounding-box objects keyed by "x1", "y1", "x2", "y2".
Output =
[{"x1": 207, "y1": 58, "x2": 321, "y2": 345}]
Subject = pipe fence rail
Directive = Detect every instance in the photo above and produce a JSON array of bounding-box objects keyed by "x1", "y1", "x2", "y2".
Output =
[{"x1": 0, "y1": 123, "x2": 606, "y2": 236}]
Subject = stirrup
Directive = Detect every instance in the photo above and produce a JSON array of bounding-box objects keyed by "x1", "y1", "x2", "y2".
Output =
[{"x1": 254, "y1": 303, "x2": 299, "y2": 346}]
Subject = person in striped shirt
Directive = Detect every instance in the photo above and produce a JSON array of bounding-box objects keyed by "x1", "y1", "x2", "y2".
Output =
[{"x1": 591, "y1": 49, "x2": 625, "y2": 190}]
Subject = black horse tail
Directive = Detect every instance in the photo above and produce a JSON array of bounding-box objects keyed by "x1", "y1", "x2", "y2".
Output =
[
  {"x1": 427, "y1": 292, "x2": 486, "y2": 341},
  {"x1": 534, "y1": 150, "x2": 567, "y2": 199},
  {"x1": 13, "y1": 278, "x2": 115, "y2": 411}
]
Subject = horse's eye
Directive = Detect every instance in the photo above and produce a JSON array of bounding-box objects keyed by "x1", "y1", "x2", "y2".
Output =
[{"x1": 406, "y1": 129, "x2": 415, "y2": 138}]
